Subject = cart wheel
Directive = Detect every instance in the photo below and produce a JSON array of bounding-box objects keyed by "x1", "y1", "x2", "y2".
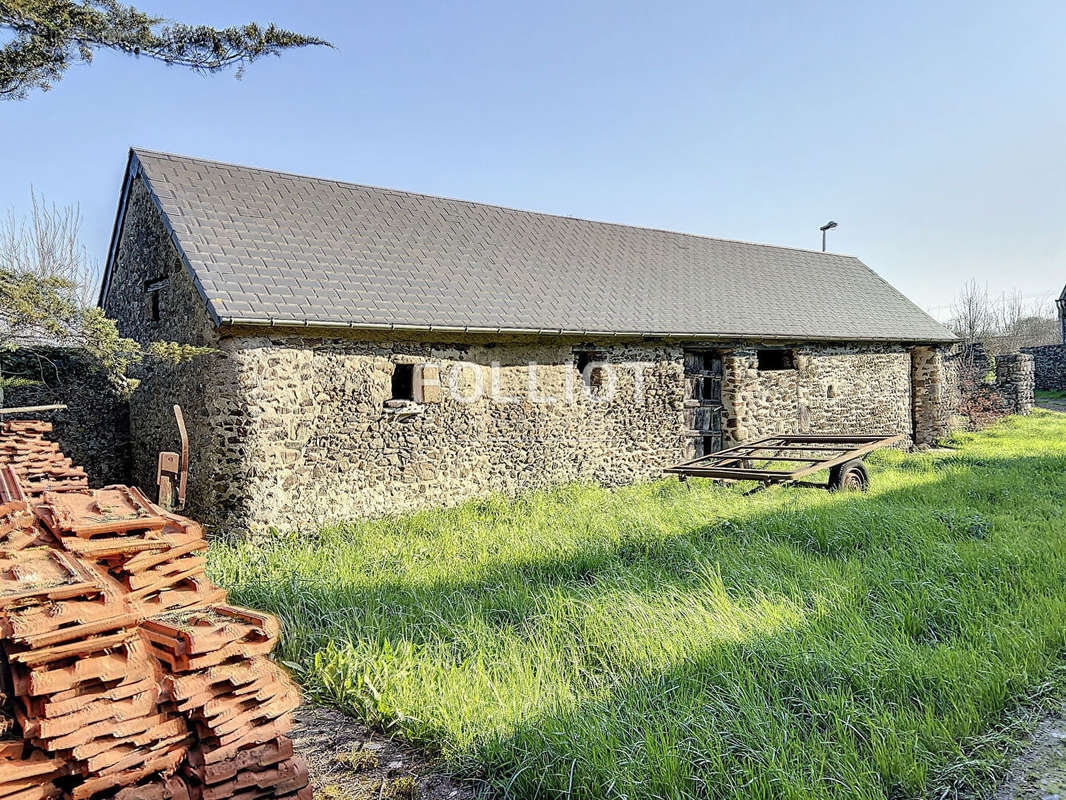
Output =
[{"x1": 828, "y1": 459, "x2": 869, "y2": 492}]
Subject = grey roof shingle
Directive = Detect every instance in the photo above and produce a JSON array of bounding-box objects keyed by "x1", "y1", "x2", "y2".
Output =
[{"x1": 109, "y1": 148, "x2": 956, "y2": 343}]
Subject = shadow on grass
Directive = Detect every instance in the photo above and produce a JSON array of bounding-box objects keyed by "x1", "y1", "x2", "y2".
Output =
[
  {"x1": 228, "y1": 449, "x2": 1064, "y2": 652},
  {"x1": 458, "y1": 454, "x2": 1066, "y2": 799}
]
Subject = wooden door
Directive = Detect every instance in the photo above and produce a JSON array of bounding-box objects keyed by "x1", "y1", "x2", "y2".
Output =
[{"x1": 683, "y1": 351, "x2": 723, "y2": 458}]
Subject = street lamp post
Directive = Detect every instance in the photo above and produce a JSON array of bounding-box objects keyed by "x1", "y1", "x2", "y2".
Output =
[{"x1": 819, "y1": 221, "x2": 838, "y2": 252}]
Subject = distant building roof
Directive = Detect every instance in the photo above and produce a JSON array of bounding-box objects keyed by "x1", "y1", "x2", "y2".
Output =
[{"x1": 100, "y1": 148, "x2": 957, "y2": 343}]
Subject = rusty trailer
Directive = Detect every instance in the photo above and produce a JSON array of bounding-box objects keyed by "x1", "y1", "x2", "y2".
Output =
[{"x1": 665, "y1": 433, "x2": 905, "y2": 492}]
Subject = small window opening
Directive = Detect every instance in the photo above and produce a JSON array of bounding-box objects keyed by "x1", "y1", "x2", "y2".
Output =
[
  {"x1": 144, "y1": 276, "x2": 168, "y2": 323},
  {"x1": 757, "y1": 349, "x2": 795, "y2": 371},
  {"x1": 575, "y1": 349, "x2": 608, "y2": 389},
  {"x1": 391, "y1": 363, "x2": 415, "y2": 400}
]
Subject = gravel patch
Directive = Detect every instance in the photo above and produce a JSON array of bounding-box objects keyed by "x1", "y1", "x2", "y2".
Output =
[{"x1": 995, "y1": 705, "x2": 1066, "y2": 800}]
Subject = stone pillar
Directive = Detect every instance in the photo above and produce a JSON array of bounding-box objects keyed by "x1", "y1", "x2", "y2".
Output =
[
  {"x1": 720, "y1": 350, "x2": 758, "y2": 445},
  {"x1": 911, "y1": 345, "x2": 960, "y2": 446},
  {"x1": 994, "y1": 353, "x2": 1035, "y2": 415}
]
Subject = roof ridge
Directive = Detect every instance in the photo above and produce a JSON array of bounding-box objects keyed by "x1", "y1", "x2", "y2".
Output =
[{"x1": 130, "y1": 146, "x2": 858, "y2": 261}]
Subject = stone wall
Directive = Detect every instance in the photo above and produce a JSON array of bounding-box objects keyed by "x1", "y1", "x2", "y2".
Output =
[
  {"x1": 127, "y1": 352, "x2": 248, "y2": 533},
  {"x1": 1021, "y1": 344, "x2": 1066, "y2": 392},
  {"x1": 103, "y1": 174, "x2": 240, "y2": 528},
  {"x1": 721, "y1": 343, "x2": 915, "y2": 445},
  {"x1": 963, "y1": 342, "x2": 993, "y2": 378},
  {"x1": 0, "y1": 348, "x2": 130, "y2": 486},
  {"x1": 102, "y1": 177, "x2": 219, "y2": 349},
  {"x1": 130, "y1": 334, "x2": 688, "y2": 534},
  {"x1": 994, "y1": 353, "x2": 1035, "y2": 414},
  {"x1": 117, "y1": 332, "x2": 954, "y2": 537}
]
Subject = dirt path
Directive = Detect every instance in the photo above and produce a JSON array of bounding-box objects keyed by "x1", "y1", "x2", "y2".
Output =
[
  {"x1": 293, "y1": 700, "x2": 1066, "y2": 800},
  {"x1": 1036, "y1": 399, "x2": 1066, "y2": 413},
  {"x1": 995, "y1": 705, "x2": 1066, "y2": 799},
  {"x1": 290, "y1": 705, "x2": 477, "y2": 800}
]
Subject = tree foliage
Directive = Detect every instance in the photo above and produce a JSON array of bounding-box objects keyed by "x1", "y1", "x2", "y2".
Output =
[
  {"x1": 1, "y1": 0, "x2": 329, "y2": 99},
  {"x1": 0, "y1": 190, "x2": 207, "y2": 403}
]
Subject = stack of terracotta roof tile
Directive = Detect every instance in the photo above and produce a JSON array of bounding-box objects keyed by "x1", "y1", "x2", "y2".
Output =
[
  {"x1": 0, "y1": 738, "x2": 65, "y2": 800},
  {"x1": 0, "y1": 423, "x2": 88, "y2": 498},
  {"x1": 150, "y1": 608, "x2": 306, "y2": 800},
  {"x1": 32, "y1": 486, "x2": 222, "y2": 617},
  {"x1": 0, "y1": 421, "x2": 310, "y2": 800}
]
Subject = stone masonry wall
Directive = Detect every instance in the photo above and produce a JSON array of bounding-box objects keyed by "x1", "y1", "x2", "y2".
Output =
[
  {"x1": 120, "y1": 334, "x2": 946, "y2": 537},
  {"x1": 103, "y1": 174, "x2": 239, "y2": 529},
  {"x1": 179, "y1": 334, "x2": 687, "y2": 533},
  {"x1": 102, "y1": 177, "x2": 219, "y2": 349},
  {"x1": 1021, "y1": 344, "x2": 1066, "y2": 392},
  {"x1": 127, "y1": 353, "x2": 249, "y2": 533},
  {"x1": 720, "y1": 344, "x2": 915, "y2": 445},
  {"x1": 0, "y1": 348, "x2": 130, "y2": 486}
]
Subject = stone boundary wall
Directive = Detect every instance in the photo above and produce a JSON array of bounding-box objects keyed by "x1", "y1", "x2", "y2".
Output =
[
  {"x1": 1020, "y1": 344, "x2": 1066, "y2": 392},
  {"x1": 963, "y1": 342, "x2": 994, "y2": 378},
  {"x1": 0, "y1": 348, "x2": 130, "y2": 486}
]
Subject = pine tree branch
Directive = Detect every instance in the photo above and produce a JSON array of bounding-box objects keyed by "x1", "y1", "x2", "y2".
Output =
[{"x1": 0, "y1": 0, "x2": 331, "y2": 99}]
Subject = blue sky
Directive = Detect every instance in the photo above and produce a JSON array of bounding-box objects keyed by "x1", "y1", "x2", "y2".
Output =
[{"x1": 4, "y1": 0, "x2": 1065, "y2": 319}]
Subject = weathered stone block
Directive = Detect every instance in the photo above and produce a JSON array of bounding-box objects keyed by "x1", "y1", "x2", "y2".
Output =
[{"x1": 416, "y1": 364, "x2": 442, "y2": 404}]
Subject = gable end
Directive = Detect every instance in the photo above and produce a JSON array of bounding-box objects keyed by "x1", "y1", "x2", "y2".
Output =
[{"x1": 99, "y1": 153, "x2": 219, "y2": 347}]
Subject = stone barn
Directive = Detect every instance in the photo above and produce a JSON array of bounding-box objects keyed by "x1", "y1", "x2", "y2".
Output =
[{"x1": 100, "y1": 149, "x2": 958, "y2": 536}]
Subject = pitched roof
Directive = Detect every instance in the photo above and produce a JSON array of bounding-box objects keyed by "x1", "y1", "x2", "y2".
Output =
[{"x1": 102, "y1": 148, "x2": 957, "y2": 343}]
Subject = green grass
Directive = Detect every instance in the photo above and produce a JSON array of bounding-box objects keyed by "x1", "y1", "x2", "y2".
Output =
[
  {"x1": 1036, "y1": 389, "x2": 1066, "y2": 400},
  {"x1": 210, "y1": 412, "x2": 1066, "y2": 800}
]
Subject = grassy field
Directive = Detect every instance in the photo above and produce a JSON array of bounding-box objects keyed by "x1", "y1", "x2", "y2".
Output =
[
  {"x1": 210, "y1": 412, "x2": 1066, "y2": 800},
  {"x1": 1036, "y1": 390, "x2": 1066, "y2": 401}
]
